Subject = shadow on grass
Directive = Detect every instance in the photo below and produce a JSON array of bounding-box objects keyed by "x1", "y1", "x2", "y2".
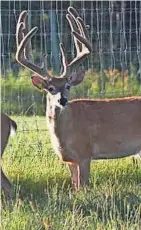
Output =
[
  {"x1": 2, "y1": 161, "x2": 141, "y2": 226},
  {"x1": 12, "y1": 173, "x2": 72, "y2": 199},
  {"x1": 11, "y1": 160, "x2": 141, "y2": 198},
  {"x1": 6, "y1": 168, "x2": 140, "y2": 224}
]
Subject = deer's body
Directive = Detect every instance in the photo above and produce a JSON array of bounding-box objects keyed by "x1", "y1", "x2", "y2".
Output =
[
  {"x1": 1, "y1": 113, "x2": 17, "y2": 198},
  {"x1": 16, "y1": 8, "x2": 141, "y2": 191},
  {"x1": 46, "y1": 95, "x2": 141, "y2": 190},
  {"x1": 47, "y1": 97, "x2": 141, "y2": 162}
]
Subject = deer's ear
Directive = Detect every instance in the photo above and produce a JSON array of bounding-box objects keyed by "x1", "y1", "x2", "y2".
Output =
[
  {"x1": 69, "y1": 69, "x2": 85, "y2": 86},
  {"x1": 31, "y1": 76, "x2": 45, "y2": 91}
]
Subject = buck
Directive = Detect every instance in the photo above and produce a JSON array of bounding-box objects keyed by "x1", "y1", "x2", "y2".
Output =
[
  {"x1": 16, "y1": 7, "x2": 141, "y2": 191},
  {"x1": 1, "y1": 113, "x2": 17, "y2": 198}
]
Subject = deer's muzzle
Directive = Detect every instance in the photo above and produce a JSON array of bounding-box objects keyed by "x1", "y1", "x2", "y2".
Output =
[{"x1": 59, "y1": 97, "x2": 68, "y2": 106}]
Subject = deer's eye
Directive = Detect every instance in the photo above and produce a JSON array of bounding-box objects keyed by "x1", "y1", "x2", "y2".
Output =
[{"x1": 48, "y1": 85, "x2": 56, "y2": 94}]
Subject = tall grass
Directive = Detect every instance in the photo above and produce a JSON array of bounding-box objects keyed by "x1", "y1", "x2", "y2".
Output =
[{"x1": 1, "y1": 116, "x2": 141, "y2": 230}]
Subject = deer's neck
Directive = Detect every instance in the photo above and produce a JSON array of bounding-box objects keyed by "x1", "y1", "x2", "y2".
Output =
[
  {"x1": 46, "y1": 95, "x2": 62, "y2": 123},
  {"x1": 46, "y1": 94, "x2": 66, "y2": 158}
]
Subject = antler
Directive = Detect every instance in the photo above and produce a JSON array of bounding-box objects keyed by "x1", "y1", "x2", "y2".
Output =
[
  {"x1": 60, "y1": 7, "x2": 92, "y2": 78},
  {"x1": 16, "y1": 7, "x2": 92, "y2": 81},
  {"x1": 16, "y1": 11, "x2": 51, "y2": 80}
]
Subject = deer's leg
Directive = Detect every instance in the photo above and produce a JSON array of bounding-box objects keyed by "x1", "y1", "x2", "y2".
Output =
[
  {"x1": 78, "y1": 158, "x2": 91, "y2": 188},
  {"x1": 1, "y1": 169, "x2": 12, "y2": 199},
  {"x1": 68, "y1": 163, "x2": 79, "y2": 191},
  {"x1": 133, "y1": 152, "x2": 141, "y2": 166}
]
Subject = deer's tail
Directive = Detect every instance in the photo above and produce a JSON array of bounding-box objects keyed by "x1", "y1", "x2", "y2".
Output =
[{"x1": 10, "y1": 119, "x2": 17, "y2": 136}]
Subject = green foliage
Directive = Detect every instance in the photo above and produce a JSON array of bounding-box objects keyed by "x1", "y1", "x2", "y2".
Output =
[
  {"x1": 1, "y1": 116, "x2": 141, "y2": 230},
  {"x1": 1, "y1": 69, "x2": 45, "y2": 115},
  {"x1": 70, "y1": 69, "x2": 141, "y2": 99},
  {"x1": 1, "y1": 69, "x2": 141, "y2": 115}
]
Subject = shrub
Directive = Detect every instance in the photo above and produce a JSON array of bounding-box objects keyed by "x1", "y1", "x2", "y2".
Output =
[
  {"x1": 70, "y1": 69, "x2": 141, "y2": 99},
  {"x1": 1, "y1": 69, "x2": 45, "y2": 115}
]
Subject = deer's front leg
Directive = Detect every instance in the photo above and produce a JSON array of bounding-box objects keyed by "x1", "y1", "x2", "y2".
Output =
[
  {"x1": 68, "y1": 158, "x2": 91, "y2": 191},
  {"x1": 68, "y1": 163, "x2": 79, "y2": 191}
]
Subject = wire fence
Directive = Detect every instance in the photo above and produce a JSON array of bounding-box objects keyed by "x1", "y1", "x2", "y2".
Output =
[
  {"x1": 1, "y1": 1, "x2": 141, "y2": 136},
  {"x1": 1, "y1": 1, "x2": 141, "y2": 72}
]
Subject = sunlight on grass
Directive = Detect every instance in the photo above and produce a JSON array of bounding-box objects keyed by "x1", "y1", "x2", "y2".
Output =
[{"x1": 1, "y1": 116, "x2": 141, "y2": 230}]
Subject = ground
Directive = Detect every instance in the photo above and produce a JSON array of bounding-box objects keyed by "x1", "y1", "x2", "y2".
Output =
[{"x1": 1, "y1": 116, "x2": 141, "y2": 230}]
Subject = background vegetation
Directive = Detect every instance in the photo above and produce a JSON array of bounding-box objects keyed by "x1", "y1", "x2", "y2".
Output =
[{"x1": 1, "y1": 68, "x2": 141, "y2": 115}]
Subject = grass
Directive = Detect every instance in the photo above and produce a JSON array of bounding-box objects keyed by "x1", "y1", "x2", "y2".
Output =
[{"x1": 1, "y1": 116, "x2": 141, "y2": 230}]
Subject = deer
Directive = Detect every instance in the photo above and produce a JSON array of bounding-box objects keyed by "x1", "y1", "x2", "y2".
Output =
[
  {"x1": 15, "y1": 7, "x2": 141, "y2": 191},
  {"x1": 1, "y1": 113, "x2": 17, "y2": 199}
]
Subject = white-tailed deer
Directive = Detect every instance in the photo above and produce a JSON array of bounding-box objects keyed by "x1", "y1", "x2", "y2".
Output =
[
  {"x1": 1, "y1": 113, "x2": 17, "y2": 198},
  {"x1": 16, "y1": 7, "x2": 141, "y2": 191}
]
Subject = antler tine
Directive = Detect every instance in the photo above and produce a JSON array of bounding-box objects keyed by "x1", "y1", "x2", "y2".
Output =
[
  {"x1": 16, "y1": 11, "x2": 32, "y2": 62},
  {"x1": 68, "y1": 7, "x2": 91, "y2": 48},
  {"x1": 68, "y1": 6, "x2": 85, "y2": 53},
  {"x1": 77, "y1": 17, "x2": 89, "y2": 41},
  {"x1": 59, "y1": 43, "x2": 67, "y2": 78},
  {"x1": 68, "y1": 6, "x2": 79, "y2": 18},
  {"x1": 66, "y1": 13, "x2": 81, "y2": 55},
  {"x1": 66, "y1": 7, "x2": 92, "y2": 70},
  {"x1": 16, "y1": 11, "x2": 51, "y2": 80},
  {"x1": 72, "y1": 24, "x2": 92, "y2": 51},
  {"x1": 59, "y1": 8, "x2": 80, "y2": 78},
  {"x1": 16, "y1": 10, "x2": 27, "y2": 47}
]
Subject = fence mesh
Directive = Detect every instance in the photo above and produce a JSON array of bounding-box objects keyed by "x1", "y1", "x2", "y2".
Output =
[{"x1": 1, "y1": 1, "x2": 141, "y2": 137}]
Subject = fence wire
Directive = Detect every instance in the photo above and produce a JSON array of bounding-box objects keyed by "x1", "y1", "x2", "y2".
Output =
[{"x1": 1, "y1": 1, "x2": 141, "y2": 141}]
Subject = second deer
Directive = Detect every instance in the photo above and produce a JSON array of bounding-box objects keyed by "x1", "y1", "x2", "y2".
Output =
[
  {"x1": 16, "y1": 7, "x2": 141, "y2": 191},
  {"x1": 1, "y1": 113, "x2": 17, "y2": 198}
]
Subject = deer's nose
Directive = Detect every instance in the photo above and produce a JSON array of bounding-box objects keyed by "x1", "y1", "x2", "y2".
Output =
[{"x1": 59, "y1": 97, "x2": 68, "y2": 106}]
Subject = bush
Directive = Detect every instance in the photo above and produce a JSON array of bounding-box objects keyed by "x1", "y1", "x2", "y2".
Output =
[
  {"x1": 70, "y1": 68, "x2": 141, "y2": 99},
  {"x1": 1, "y1": 69, "x2": 45, "y2": 115},
  {"x1": 1, "y1": 68, "x2": 141, "y2": 115}
]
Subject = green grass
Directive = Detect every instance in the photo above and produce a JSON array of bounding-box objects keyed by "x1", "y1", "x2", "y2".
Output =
[{"x1": 1, "y1": 116, "x2": 141, "y2": 230}]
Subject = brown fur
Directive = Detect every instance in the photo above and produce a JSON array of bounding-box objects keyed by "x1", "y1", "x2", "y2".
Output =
[
  {"x1": 1, "y1": 113, "x2": 17, "y2": 199},
  {"x1": 47, "y1": 96, "x2": 141, "y2": 190}
]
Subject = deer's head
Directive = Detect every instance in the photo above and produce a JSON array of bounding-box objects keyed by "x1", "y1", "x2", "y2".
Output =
[{"x1": 16, "y1": 7, "x2": 92, "y2": 107}]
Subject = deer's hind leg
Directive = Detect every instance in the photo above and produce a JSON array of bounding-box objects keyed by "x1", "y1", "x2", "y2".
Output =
[
  {"x1": 78, "y1": 158, "x2": 91, "y2": 188},
  {"x1": 68, "y1": 163, "x2": 79, "y2": 191}
]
